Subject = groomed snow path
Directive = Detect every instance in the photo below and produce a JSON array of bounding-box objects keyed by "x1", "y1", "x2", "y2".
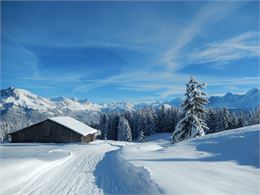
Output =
[{"x1": 0, "y1": 142, "x2": 116, "y2": 195}]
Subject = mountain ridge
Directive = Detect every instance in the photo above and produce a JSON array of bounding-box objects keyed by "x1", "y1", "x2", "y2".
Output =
[{"x1": 1, "y1": 87, "x2": 259, "y2": 113}]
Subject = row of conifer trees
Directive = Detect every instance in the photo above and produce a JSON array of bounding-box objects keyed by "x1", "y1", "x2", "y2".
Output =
[{"x1": 98, "y1": 78, "x2": 259, "y2": 143}]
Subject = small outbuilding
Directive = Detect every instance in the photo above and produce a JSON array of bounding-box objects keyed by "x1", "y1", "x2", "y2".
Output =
[{"x1": 9, "y1": 116, "x2": 100, "y2": 143}]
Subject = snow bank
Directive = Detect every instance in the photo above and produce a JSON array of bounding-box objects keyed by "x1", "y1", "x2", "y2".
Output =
[
  {"x1": 118, "y1": 125, "x2": 260, "y2": 195},
  {"x1": 94, "y1": 145, "x2": 163, "y2": 194}
]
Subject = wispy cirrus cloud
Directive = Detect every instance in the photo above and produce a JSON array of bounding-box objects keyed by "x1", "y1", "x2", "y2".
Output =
[
  {"x1": 2, "y1": 35, "x2": 40, "y2": 78},
  {"x1": 188, "y1": 31, "x2": 260, "y2": 66},
  {"x1": 162, "y1": 1, "x2": 242, "y2": 70}
]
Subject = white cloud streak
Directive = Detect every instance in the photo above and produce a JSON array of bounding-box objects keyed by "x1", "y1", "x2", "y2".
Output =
[
  {"x1": 189, "y1": 31, "x2": 260, "y2": 66},
  {"x1": 162, "y1": 1, "x2": 242, "y2": 70}
]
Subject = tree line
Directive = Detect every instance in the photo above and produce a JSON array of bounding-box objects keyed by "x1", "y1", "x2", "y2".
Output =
[
  {"x1": 97, "y1": 77, "x2": 260, "y2": 143},
  {"x1": 97, "y1": 105, "x2": 260, "y2": 142}
]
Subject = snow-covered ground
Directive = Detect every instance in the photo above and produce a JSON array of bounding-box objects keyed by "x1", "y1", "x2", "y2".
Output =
[
  {"x1": 1, "y1": 125, "x2": 259, "y2": 195},
  {"x1": 0, "y1": 142, "x2": 116, "y2": 195},
  {"x1": 118, "y1": 125, "x2": 260, "y2": 194}
]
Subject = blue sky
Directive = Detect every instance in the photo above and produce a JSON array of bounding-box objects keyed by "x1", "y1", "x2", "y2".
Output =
[{"x1": 1, "y1": 1, "x2": 259, "y2": 103}]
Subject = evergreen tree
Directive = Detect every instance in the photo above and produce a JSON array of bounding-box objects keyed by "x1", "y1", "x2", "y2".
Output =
[
  {"x1": 163, "y1": 108, "x2": 174, "y2": 132},
  {"x1": 138, "y1": 131, "x2": 146, "y2": 142},
  {"x1": 105, "y1": 112, "x2": 119, "y2": 140},
  {"x1": 98, "y1": 114, "x2": 107, "y2": 139},
  {"x1": 249, "y1": 105, "x2": 260, "y2": 125},
  {"x1": 156, "y1": 105, "x2": 167, "y2": 132},
  {"x1": 236, "y1": 111, "x2": 247, "y2": 128},
  {"x1": 205, "y1": 109, "x2": 218, "y2": 134},
  {"x1": 143, "y1": 109, "x2": 156, "y2": 135},
  {"x1": 117, "y1": 117, "x2": 132, "y2": 141},
  {"x1": 172, "y1": 77, "x2": 208, "y2": 143},
  {"x1": 131, "y1": 111, "x2": 140, "y2": 139},
  {"x1": 216, "y1": 107, "x2": 233, "y2": 131}
]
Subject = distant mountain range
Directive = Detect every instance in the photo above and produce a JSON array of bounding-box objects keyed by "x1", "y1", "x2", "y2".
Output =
[
  {"x1": 1, "y1": 86, "x2": 259, "y2": 112},
  {"x1": 207, "y1": 88, "x2": 260, "y2": 109},
  {"x1": 1, "y1": 87, "x2": 259, "y2": 113},
  {"x1": 0, "y1": 87, "x2": 259, "y2": 134}
]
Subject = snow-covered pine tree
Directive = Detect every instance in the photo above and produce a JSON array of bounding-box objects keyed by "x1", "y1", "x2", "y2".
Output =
[
  {"x1": 117, "y1": 117, "x2": 132, "y2": 141},
  {"x1": 223, "y1": 108, "x2": 232, "y2": 130},
  {"x1": 123, "y1": 111, "x2": 135, "y2": 133},
  {"x1": 98, "y1": 114, "x2": 107, "y2": 139},
  {"x1": 131, "y1": 111, "x2": 140, "y2": 139},
  {"x1": 236, "y1": 111, "x2": 247, "y2": 128},
  {"x1": 156, "y1": 105, "x2": 167, "y2": 132},
  {"x1": 205, "y1": 109, "x2": 218, "y2": 134},
  {"x1": 216, "y1": 107, "x2": 233, "y2": 131},
  {"x1": 136, "y1": 111, "x2": 145, "y2": 135},
  {"x1": 138, "y1": 131, "x2": 146, "y2": 142},
  {"x1": 249, "y1": 105, "x2": 260, "y2": 125},
  {"x1": 171, "y1": 77, "x2": 208, "y2": 143},
  {"x1": 143, "y1": 108, "x2": 156, "y2": 136},
  {"x1": 105, "y1": 112, "x2": 119, "y2": 140},
  {"x1": 163, "y1": 107, "x2": 180, "y2": 132}
]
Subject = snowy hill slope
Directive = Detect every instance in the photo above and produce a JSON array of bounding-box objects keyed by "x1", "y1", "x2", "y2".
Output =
[
  {"x1": 115, "y1": 125, "x2": 260, "y2": 194},
  {"x1": 0, "y1": 125, "x2": 259, "y2": 194}
]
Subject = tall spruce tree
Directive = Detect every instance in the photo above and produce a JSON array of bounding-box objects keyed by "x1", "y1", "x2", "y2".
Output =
[
  {"x1": 117, "y1": 117, "x2": 132, "y2": 141},
  {"x1": 98, "y1": 114, "x2": 107, "y2": 139},
  {"x1": 105, "y1": 112, "x2": 119, "y2": 140},
  {"x1": 138, "y1": 131, "x2": 146, "y2": 142},
  {"x1": 249, "y1": 105, "x2": 260, "y2": 125},
  {"x1": 205, "y1": 109, "x2": 218, "y2": 134},
  {"x1": 236, "y1": 111, "x2": 247, "y2": 128},
  {"x1": 156, "y1": 105, "x2": 167, "y2": 132},
  {"x1": 171, "y1": 77, "x2": 208, "y2": 143},
  {"x1": 216, "y1": 107, "x2": 233, "y2": 131}
]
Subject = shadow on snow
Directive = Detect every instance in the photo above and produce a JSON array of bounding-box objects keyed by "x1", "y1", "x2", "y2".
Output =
[
  {"x1": 129, "y1": 130, "x2": 259, "y2": 168},
  {"x1": 94, "y1": 146, "x2": 164, "y2": 194}
]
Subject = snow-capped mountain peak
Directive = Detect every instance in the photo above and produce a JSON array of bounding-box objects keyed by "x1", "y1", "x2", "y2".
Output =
[
  {"x1": 246, "y1": 88, "x2": 260, "y2": 96},
  {"x1": 0, "y1": 87, "x2": 55, "y2": 111},
  {"x1": 101, "y1": 101, "x2": 135, "y2": 112},
  {"x1": 208, "y1": 88, "x2": 260, "y2": 109},
  {"x1": 1, "y1": 86, "x2": 259, "y2": 117}
]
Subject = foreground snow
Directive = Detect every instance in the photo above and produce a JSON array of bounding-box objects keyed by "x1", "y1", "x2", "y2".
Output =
[
  {"x1": 118, "y1": 125, "x2": 260, "y2": 194},
  {"x1": 1, "y1": 125, "x2": 259, "y2": 195},
  {"x1": 0, "y1": 142, "x2": 116, "y2": 195}
]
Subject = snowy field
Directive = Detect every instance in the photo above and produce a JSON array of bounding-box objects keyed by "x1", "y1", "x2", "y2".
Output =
[{"x1": 1, "y1": 125, "x2": 259, "y2": 195}]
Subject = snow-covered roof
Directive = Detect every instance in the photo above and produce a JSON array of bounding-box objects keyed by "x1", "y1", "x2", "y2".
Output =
[{"x1": 49, "y1": 116, "x2": 98, "y2": 136}]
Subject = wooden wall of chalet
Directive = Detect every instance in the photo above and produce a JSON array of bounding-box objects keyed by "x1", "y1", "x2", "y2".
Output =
[
  {"x1": 81, "y1": 134, "x2": 95, "y2": 143},
  {"x1": 10, "y1": 119, "x2": 94, "y2": 143}
]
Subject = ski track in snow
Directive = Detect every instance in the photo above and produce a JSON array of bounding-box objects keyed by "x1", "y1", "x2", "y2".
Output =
[
  {"x1": 0, "y1": 143, "x2": 116, "y2": 195},
  {"x1": 1, "y1": 142, "x2": 161, "y2": 195},
  {"x1": 19, "y1": 151, "x2": 101, "y2": 195}
]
